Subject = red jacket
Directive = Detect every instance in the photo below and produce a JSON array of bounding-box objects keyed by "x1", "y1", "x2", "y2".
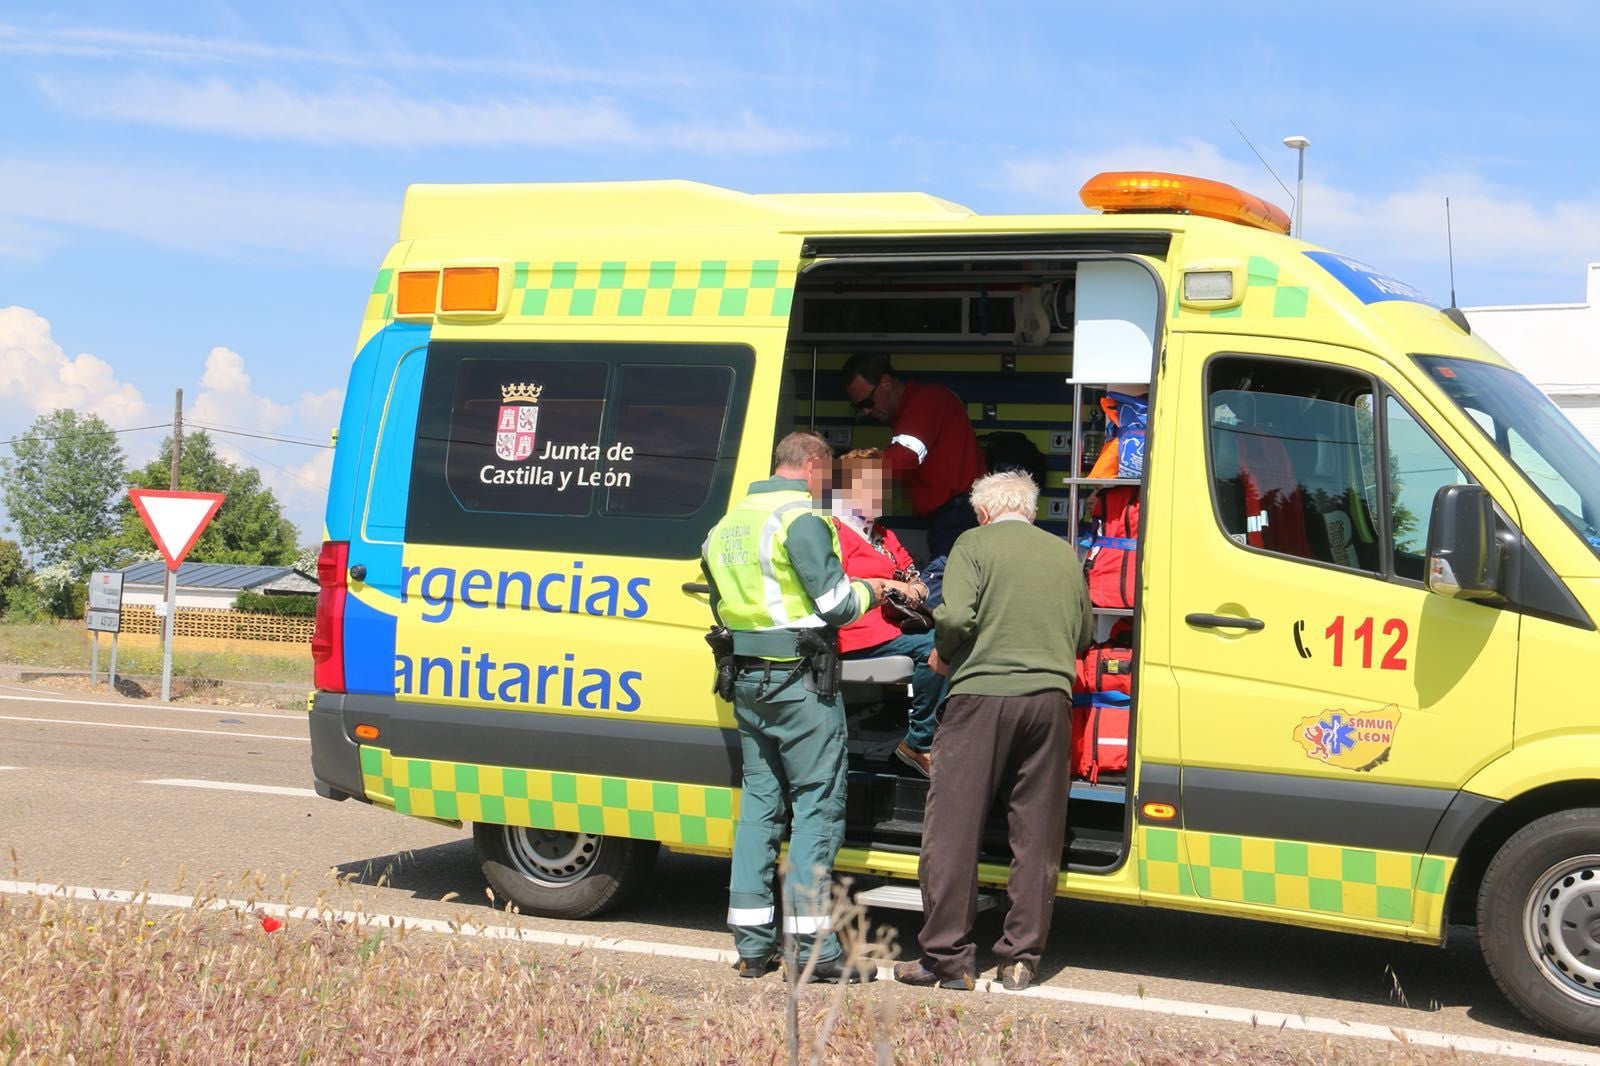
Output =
[
  {"x1": 884, "y1": 379, "x2": 987, "y2": 516},
  {"x1": 833, "y1": 518, "x2": 915, "y2": 654}
]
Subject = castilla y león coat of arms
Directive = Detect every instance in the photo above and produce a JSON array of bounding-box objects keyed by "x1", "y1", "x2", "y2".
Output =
[{"x1": 496, "y1": 382, "x2": 543, "y2": 461}]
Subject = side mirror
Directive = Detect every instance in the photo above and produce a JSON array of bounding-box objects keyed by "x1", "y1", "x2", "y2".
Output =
[{"x1": 1426, "y1": 484, "x2": 1500, "y2": 599}]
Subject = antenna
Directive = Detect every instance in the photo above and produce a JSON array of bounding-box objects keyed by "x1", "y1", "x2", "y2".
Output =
[
  {"x1": 1445, "y1": 196, "x2": 1458, "y2": 307},
  {"x1": 1442, "y1": 196, "x2": 1471, "y2": 334},
  {"x1": 1230, "y1": 119, "x2": 1295, "y2": 206}
]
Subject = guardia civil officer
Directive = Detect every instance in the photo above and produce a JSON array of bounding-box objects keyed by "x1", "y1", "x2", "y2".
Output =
[{"x1": 702, "y1": 431, "x2": 895, "y2": 983}]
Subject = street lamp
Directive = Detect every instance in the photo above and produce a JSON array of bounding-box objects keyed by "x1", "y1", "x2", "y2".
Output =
[{"x1": 1283, "y1": 135, "x2": 1310, "y2": 238}]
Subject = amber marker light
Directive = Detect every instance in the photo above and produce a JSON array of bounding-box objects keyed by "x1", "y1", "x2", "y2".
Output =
[
  {"x1": 353, "y1": 724, "x2": 381, "y2": 741},
  {"x1": 1080, "y1": 171, "x2": 1291, "y2": 235},
  {"x1": 440, "y1": 266, "x2": 500, "y2": 312},
  {"x1": 1141, "y1": 801, "x2": 1177, "y2": 821},
  {"x1": 396, "y1": 271, "x2": 440, "y2": 315}
]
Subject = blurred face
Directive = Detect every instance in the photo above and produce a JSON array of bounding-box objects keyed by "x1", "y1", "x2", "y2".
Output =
[
  {"x1": 845, "y1": 373, "x2": 894, "y2": 423},
  {"x1": 801, "y1": 455, "x2": 831, "y2": 501},
  {"x1": 835, "y1": 461, "x2": 886, "y2": 518}
]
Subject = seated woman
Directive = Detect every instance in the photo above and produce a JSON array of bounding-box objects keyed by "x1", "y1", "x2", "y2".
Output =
[{"x1": 831, "y1": 448, "x2": 948, "y2": 777}]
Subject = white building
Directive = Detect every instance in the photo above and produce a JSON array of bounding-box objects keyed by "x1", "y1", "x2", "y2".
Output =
[{"x1": 1465, "y1": 263, "x2": 1600, "y2": 444}]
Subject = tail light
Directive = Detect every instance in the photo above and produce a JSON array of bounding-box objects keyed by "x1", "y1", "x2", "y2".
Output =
[{"x1": 312, "y1": 540, "x2": 349, "y2": 692}]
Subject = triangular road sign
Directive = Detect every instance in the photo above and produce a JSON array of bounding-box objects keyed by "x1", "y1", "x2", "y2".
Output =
[{"x1": 129, "y1": 489, "x2": 226, "y2": 571}]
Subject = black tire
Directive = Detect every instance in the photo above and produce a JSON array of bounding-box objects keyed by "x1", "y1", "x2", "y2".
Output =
[
  {"x1": 473, "y1": 823, "x2": 658, "y2": 920},
  {"x1": 1478, "y1": 807, "x2": 1600, "y2": 1043}
]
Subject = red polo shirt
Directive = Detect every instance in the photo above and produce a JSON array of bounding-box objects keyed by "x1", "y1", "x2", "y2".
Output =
[{"x1": 884, "y1": 379, "x2": 986, "y2": 516}]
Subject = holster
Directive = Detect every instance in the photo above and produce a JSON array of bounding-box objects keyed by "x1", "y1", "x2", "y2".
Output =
[
  {"x1": 794, "y1": 628, "x2": 841, "y2": 702},
  {"x1": 705, "y1": 626, "x2": 736, "y2": 702}
]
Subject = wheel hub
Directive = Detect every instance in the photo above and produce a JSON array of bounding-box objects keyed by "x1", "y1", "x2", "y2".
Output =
[
  {"x1": 503, "y1": 826, "x2": 601, "y2": 887},
  {"x1": 1525, "y1": 856, "x2": 1600, "y2": 1005}
]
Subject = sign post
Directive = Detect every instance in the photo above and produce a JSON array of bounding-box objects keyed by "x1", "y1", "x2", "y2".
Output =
[
  {"x1": 128, "y1": 489, "x2": 225, "y2": 702},
  {"x1": 86, "y1": 570, "x2": 124, "y2": 688}
]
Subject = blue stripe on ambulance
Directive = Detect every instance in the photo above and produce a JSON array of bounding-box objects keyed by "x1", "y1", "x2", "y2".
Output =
[{"x1": 329, "y1": 321, "x2": 431, "y2": 697}]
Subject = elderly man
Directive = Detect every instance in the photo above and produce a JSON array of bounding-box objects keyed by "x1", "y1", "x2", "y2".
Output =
[{"x1": 893, "y1": 470, "x2": 1093, "y2": 993}]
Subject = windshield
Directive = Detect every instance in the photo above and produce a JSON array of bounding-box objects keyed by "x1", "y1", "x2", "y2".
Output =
[{"x1": 1417, "y1": 356, "x2": 1600, "y2": 555}]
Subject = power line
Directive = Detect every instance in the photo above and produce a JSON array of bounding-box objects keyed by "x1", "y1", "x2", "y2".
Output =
[
  {"x1": 209, "y1": 435, "x2": 331, "y2": 491},
  {"x1": 186, "y1": 417, "x2": 332, "y2": 447},
  {"x1": 186, "y1": 421, "x2": 333, "y2": 449},
  {"x1": 0, "y1": 422, "x2": 173, "y2": 448}
]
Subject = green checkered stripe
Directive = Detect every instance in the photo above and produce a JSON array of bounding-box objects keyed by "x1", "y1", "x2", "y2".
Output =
[
  {"x1": 1139, "y1": 826, "x2": 1451, "y2": 929},
  {"x1": 359, "y1": 746, "x2": 737, "y2": 849},
  {"x1": 1172, "y1": 255, "x2": 1311, "y2": 320},
  {"x1": 365, "y1": 259, "x2": 795, "y2": 322},
  {"x1": 368, "y1": 268, "x2": 398, "y2": 322},
  {"x1": 510, "y1": 258, "x2": 793, "y2": 319}
]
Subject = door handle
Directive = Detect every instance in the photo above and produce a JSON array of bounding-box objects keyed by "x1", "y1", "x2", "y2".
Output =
[
  {"x1": 1185, "y1": 613, "x2": 1264, "y2": 632},
  {"x1": 681, "y1": 581, "x2": 712, "y2": 594}
]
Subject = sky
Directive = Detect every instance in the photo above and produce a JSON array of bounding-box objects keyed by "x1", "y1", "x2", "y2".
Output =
[{"x1": 2, "y1": 1, "x2": 1597, "y2": 545}]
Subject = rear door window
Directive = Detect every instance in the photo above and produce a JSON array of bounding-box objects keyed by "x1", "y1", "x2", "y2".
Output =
[{"x1": 407, "y1": 341, "x2": 754, "y2": 557}]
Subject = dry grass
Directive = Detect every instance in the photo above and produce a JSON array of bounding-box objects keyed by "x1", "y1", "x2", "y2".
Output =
[
  {"x1": 0, "y1": 871, "x2": 1450, "y2": 1065},
  {"x1": 0, "y1": 620, "x2": 309, "y2": 687}
]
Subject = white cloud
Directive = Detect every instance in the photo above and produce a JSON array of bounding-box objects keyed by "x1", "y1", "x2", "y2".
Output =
[
  {"x1": 0, "y1": 20, "x2": 710, "y2": 90},
  {"x1": 998, "y1": 141, "x2": 1600, "y2": 301},
  {"x1": 0, "y1": 306, "x2": 151, "y2": 426},
  {"x1": 186, "y1": 346, "x2": 340, "y2": 544},
  {"x1": 35, "y1": 73, "x2": 814, "y2": 153},
  {"x1": 0, "y1": 159, "x2": 393, "y2": 264}
]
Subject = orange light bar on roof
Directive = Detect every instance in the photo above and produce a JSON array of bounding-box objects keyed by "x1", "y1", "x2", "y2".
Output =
[
  {"x1": 440, "y1": 266, "x2": 500, "y2": 312},
  {"x1": 1080, "y1": 171, "x2": 1291, "y2": 235},
  {"x1": 395, "y1": 270, "x2": 440, "y2": 315}
]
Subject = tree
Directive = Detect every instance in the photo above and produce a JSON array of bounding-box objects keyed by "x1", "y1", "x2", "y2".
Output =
[
  {"x1": 0, "y1": 409, "x2": 127, "y2": 576},
  {"x1": 108, "y1": 431, "x2": 300, "y2": 565},
  {"x1": 0, "y1": 538, "x2": 27, "y2": 614}
]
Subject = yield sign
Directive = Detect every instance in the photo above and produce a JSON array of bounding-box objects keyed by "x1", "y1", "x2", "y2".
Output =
[{"x1": 129, "y1": 489, "x2": 226, "y2": 571}]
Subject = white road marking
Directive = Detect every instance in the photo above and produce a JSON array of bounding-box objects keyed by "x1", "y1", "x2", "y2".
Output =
[
  {"x1": 0, "y1": 692, "x2": 300, "y2": 720},
  {"x1": 1, "y1": 879, "x2": 1595, "y2": 1064},
  {"x1": 0, "y1": 765, "x2": 17, "y2": 770},
  {"x1": 0, "y1": 714, "x2": 305, "y2": 743},
  {"x1": 143, "y1": 778, "x2": 317, "y2": 798}
]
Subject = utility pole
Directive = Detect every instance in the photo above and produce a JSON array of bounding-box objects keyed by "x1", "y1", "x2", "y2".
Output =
[{"x1": 160, "y1": 389, "x2": 182, "y2": 702}]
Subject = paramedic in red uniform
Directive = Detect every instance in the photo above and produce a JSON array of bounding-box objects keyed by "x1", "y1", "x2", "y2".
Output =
[{"x1": 840, "y1": 354, "x2": 985, "y2": 605}]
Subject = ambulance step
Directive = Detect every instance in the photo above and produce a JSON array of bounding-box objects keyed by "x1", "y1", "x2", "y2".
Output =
[
  {"x1": 1069, "y1": 779, "x2": 1128, "y2": 804},
  {"x1": 855, "y1": 884, "x2": 996, "y2": 913}
]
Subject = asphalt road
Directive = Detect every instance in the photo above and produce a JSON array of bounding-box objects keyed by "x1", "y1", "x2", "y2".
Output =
[{"x1": 2, "y1": 678, "x2": 1597, "y2": 1063}]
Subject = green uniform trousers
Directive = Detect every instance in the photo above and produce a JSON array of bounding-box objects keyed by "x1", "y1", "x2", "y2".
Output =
[{"x1": 726, "y1": 663, "x2": 847, "y2": 964}]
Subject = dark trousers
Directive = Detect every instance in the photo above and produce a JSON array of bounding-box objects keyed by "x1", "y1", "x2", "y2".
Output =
[
  {"x1": 727, "y1": 669, "x2": 847, "y2": 964},
  {"x1": 925, "y1": 492, "x2": 978, "y2": 561},
  {"x1": 916, "y1": 689, "x2": 1071, "y2": 979}
]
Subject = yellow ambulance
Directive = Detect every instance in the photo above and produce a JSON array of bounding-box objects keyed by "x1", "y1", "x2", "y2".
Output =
[{"x1": 309, "y1": 171, "x2": 1600, "y2": 1042}]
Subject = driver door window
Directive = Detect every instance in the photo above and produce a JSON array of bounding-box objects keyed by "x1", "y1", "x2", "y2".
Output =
[
  {"x1": 1384, "y1": 397, "x2": 1469, "y2": 581},
  {"x1": 1206, "y1": 355, "x2": 1473, "y2": 585}
]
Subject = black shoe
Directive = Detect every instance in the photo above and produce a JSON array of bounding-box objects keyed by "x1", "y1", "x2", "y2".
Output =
[
  {"x1": 806, "y1": 955, "x2": 879, "y2": 984},
  {"x1": 732, "y1": 951, "x2": 781, "y2": 978},
  {"x1": 892, "y1": 959, "x2": 974, "y2": 990},
  {"x1": 998, "y1": 959, "x2": 1034, "y2": 991}
]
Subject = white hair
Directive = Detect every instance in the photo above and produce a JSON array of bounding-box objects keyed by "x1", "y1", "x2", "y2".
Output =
[{"x1": 970, "y1": 470, "x2": 1038, "y2": 520}]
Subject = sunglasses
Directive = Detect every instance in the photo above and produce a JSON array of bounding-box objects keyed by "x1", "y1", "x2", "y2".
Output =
[{"x1": 851, "y1": 380, "x2": 881, "y2": 413}]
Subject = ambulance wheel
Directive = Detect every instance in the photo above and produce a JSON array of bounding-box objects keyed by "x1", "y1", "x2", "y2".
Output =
[
  {"x1": 1478, "y1": 808, "x2": 1600, "y2": 1042},
  {"x1": 474, "y1": 823, "x2": 658, "y2": 919}
]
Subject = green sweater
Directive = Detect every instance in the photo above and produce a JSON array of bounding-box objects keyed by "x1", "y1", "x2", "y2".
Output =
[{"x1": 933, "y1": 517, "x2": 1094, "y2": 697}]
